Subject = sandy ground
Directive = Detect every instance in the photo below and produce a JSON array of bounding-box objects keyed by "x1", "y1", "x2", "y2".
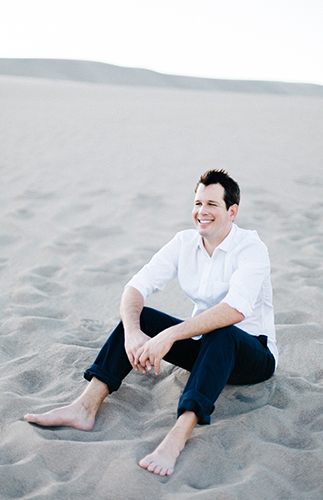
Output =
[{"x1": 1, "y1": 67, "x2": 323, "y2": 499}]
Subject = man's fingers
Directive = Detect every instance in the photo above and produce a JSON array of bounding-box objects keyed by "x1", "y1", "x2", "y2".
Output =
[
  {"x1": 145, "y1": 362, "x2": 153, "y2": 372},
  {"x1": 134, "y1": 346, "x2": 144, "y2": 367},
  {"x1": 134, "y1": 358, "x2": 147, "y2": 374},
  {"x1": 137, "y1": 350, "x2": 155, "y2": 374},
  {"x1": 130, "y1": 349, "x2": 148, "y2": 374},
  {"x1": 154, "y1": 358, "x2": 160, "y2": 376},
  {"x1": 126, "y1": 350, "x2": 145, "y2": 373},
  {"x1": 137, "y1": 360, "x2": 150, "y2": 374},
  {"x1": 134, "y1": 343, "x2": 157, "y2": 375},
  {"x1": 127, "y1": 352, "x2": 138, "y2": 372}
]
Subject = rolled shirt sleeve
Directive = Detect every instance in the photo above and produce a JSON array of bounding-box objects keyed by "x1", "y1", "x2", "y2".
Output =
[
  {"x1": 222, "y1": 248, "x2": 271, "y2": 319},
  {"x1": 125, "y1": 234, "x2": 180, "y2": 301}
]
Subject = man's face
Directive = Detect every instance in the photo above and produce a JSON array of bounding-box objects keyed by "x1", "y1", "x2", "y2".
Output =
[{"x1": 192, "y1": 183, "x2": 236, "y2": 249}]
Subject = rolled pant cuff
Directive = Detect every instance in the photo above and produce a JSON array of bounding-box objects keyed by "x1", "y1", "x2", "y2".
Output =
[
  {"x1": 177, "y1": 389, "x2": 214, "y2": 425},
  {"x1": 84, "y1": 364, "x2": 121, "y2": 393}
]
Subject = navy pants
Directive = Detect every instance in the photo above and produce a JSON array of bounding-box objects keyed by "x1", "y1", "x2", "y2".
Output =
[{"x1": 84, "y1": 307, "x2": 275, "y2": 424}]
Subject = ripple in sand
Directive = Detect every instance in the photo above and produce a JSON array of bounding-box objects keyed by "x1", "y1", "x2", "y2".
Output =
[
  {"x1": 295, "y1": 175, "x2": 323, "y2": 187},
  {"x1": 20, "y1": 188, "x2": 56, "y2": 200},
  {"x1": 0, "y1": 234, "x2": 19, "y2": 246},
  {"x1": 0, "y1": 455, "x2": 53, "y2": 499},
  {"x1": 11, "y1": 287, "x2": 48, "y2": 305},
  {"x1": 31, "y1": 266, "x2": 61, "y2": 277}
]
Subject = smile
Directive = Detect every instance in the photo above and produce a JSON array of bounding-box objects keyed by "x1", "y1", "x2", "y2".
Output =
[{"x1": 198, "y1": 219, "x2": 214, "y2": 224}]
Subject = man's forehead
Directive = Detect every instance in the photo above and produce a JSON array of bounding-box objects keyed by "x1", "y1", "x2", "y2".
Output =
[{"x1": 195, "y1": 183, "x2": 225, "y2": 200}]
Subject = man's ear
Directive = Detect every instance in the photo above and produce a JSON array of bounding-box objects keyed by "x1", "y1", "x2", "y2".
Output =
[{"x1": 229, "y1": 204, "x2": 239, "y2": 221}]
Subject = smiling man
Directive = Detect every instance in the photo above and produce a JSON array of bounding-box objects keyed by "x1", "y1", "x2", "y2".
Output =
[{"x1": 25, "y1": 170, "x2": 278, "y2": 477}]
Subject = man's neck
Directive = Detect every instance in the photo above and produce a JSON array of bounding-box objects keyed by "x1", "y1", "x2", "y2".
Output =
[{"x1": 202, "y1": 224, "x2": 233, "y2": 256}]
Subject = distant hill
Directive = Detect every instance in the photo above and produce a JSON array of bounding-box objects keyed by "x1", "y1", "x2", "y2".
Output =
[{"x1": 0, "y1": 58, "x2": 322, "y2": 97}]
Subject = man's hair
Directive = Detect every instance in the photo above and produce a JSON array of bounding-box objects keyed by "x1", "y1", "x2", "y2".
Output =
[{"x1": 195, "y1": 169, "x2": 240, "y2": 210}]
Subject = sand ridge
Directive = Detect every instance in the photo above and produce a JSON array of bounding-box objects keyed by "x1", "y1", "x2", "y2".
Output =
[{"x1": 1, "y1": 58, "x2": 323, "y2": 96}]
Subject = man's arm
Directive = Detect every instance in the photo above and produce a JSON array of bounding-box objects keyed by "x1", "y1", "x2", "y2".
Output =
[
  {"x1": 120, "y1": 286, "x2": 153, "y2": 374},
  {"x1": 120, "y1": 286, "x2": 144, "y2": 332},
  {"x1": 135, "y1": 302, "x2": 244, "y2": 375},
  {"x1": 167, "y1": 302, "x2": 244, "y2": 341}
]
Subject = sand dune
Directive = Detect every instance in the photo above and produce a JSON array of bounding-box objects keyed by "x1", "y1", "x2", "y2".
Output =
[
  {"x1": 0, "y1": 63, "x2": 323, "y2": 499},
  {"x1": 1, "y1": 58, "x2": 323, "y2": 97}
]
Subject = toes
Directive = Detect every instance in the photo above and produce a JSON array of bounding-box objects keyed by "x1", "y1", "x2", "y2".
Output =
[
  {"x1": 153, "y1": 464, "x2": 163, "y2": 475},
  {"x1": 147, "y1": 461, "x2": 158, "y2": 472},
  {"x1": 139, "y1": 453, "x2": 175, "y2": 476},
  {"x1": 24, "y1": 414, "x2": 36, "y2": 422},
  {"x1": 157, "y1": 467, "x2": 167, "y2": 476},
  {"x1": 138, "y1": 458, "x2": 150, "y2": 469}
]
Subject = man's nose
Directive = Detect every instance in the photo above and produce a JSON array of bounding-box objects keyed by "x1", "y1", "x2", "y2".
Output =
[{"x1": 199, "y1": 204, "x2": 208, "y2": 214}]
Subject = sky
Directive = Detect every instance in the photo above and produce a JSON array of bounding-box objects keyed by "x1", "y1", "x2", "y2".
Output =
[{"x1": 1, "y1": 0, "x2": 322, "y2": 86}]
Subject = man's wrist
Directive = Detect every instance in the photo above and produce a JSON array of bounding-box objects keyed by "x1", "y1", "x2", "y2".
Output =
[
  {"x1": 162, "y1": 325, "x2": 180, "y2": 344},
  {"x1": 124, "y1": 326, "x2": 140, "y2": 338}
]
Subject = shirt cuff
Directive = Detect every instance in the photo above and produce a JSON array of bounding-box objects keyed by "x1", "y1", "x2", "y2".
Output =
[
  {"x1": 220, "y1": 291, "x2": 252, "y2": 318},
  {"x1": 124, "y1": 281, "x2": 149, "y2": 301}
]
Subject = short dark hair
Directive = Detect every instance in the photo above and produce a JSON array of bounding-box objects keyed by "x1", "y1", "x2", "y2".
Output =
[{"x1": 195, "y1": 169, "x2": 240, "y2": 210}]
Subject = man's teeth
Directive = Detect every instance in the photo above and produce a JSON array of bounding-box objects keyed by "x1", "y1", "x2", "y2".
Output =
[{"x1": 199, "y1": 220, "x2": 213, "y2": 224}]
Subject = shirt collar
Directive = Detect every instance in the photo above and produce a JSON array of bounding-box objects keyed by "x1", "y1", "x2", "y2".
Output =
[{"x1": 197, "y1": 223, "x2": 237, "y2": 254}]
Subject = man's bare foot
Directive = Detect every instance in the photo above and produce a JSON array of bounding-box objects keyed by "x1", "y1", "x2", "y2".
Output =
[
  {"x1": 139, "y1": 411, "x2": 198, "y2": 476},
  {"x1": 24, "y1": 377, "x2": 109, "y2": 430},
  {"x1": 24, "y1": 400, "x2": 96, "y2": 430},
  {"x1": 139, "y1": 435, "x2": 180, "y2": 476}
]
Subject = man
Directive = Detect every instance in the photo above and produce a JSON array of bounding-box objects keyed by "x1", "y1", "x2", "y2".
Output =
[{"x1": 25, "y1": 169, "x2": 278, "y2": 477}]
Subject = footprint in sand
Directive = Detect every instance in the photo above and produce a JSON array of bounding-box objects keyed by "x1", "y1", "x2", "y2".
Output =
[{"x1": 15, "y1": 369, "x2": 48, "y2": 394}]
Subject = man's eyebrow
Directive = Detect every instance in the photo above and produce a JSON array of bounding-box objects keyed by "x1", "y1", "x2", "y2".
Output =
[{"x1": 194, "y1": 198, "x2": 221, "y2": 203}]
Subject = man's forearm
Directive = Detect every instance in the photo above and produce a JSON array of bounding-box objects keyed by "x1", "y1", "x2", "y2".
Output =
[
  {"x1": 120, "y1": 286, "x2": 144, "y2": 334},
  {"x1": 120, "y1": 286, "x2": 153, "y2": 373},
  {"x1": 134, "y1": 302, "x2": 245, "y2": 376},
  {"x1": 167, "y1": 302, "x2": 244, "y2": 343}
]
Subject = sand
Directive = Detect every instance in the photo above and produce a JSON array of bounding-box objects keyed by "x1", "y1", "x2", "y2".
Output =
[{"x1": 0, "y1": 62, "x2": 323, "y2": 499}]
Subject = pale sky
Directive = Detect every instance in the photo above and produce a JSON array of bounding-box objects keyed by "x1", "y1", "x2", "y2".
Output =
[{"x1": 1, "y1": 0, "x2": 322, "y2": 85}]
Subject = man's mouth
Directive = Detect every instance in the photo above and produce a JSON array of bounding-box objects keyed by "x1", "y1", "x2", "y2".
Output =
[{"x1": 198, "y1": 219, "x2": 214, "y2": 225}]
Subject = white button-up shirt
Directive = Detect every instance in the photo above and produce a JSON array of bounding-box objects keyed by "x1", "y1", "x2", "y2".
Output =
[{"x1": 126, "y1": 223, "x2": 278, "y2": 365}]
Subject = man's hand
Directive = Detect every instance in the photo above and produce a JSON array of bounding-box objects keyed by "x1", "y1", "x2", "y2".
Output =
[
  {"x1": 124, "y1": 329, "x2": 152, "y2": 374},
  {"x1": 134, "y1": 330, "x2": 174, "y2": 376}
]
